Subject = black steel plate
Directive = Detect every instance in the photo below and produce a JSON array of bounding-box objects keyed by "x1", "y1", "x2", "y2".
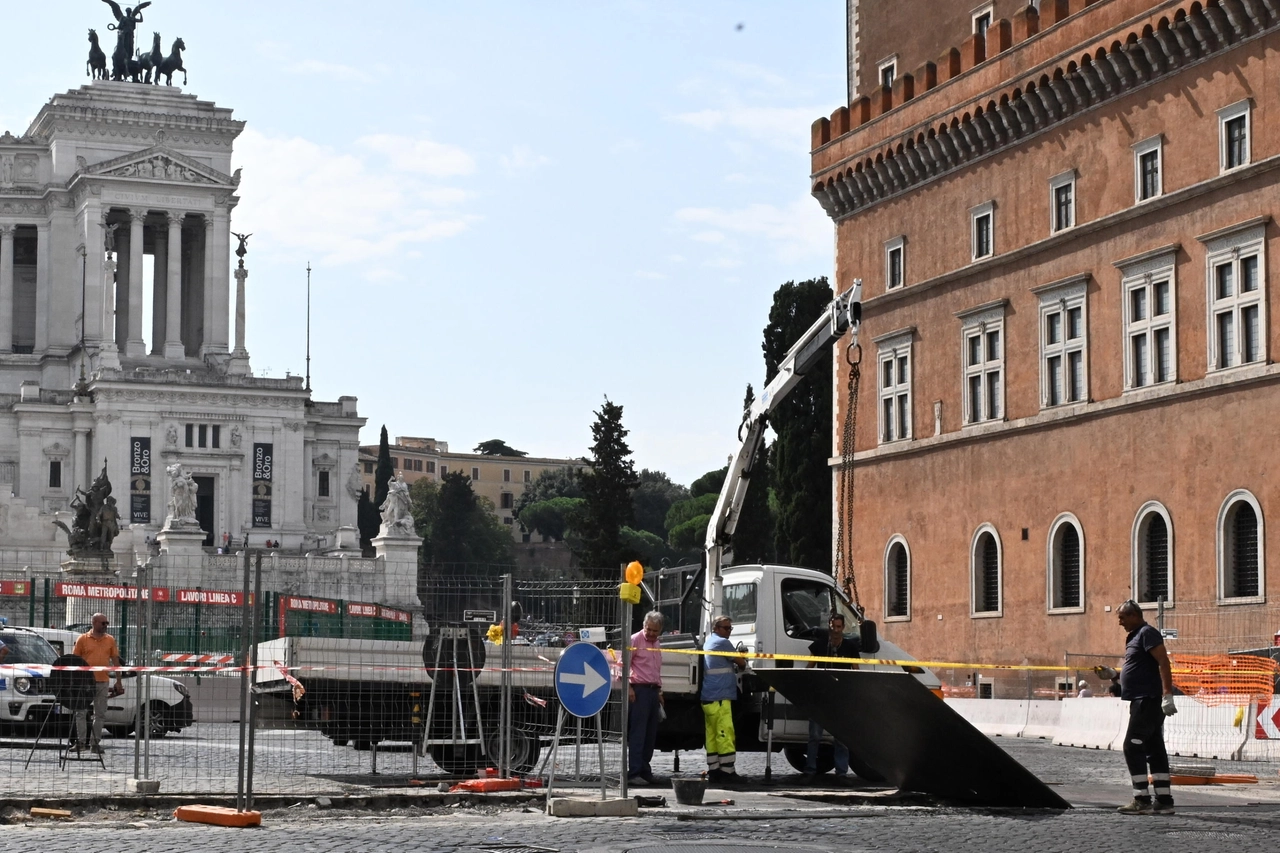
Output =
[{"x1": 754, "y1": 668, "x2": 1070, "y2": 809}]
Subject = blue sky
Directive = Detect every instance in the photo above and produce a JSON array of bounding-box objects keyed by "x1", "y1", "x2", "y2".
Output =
[{"x1": 4, "y1": 1, "x2": 845, "y2": 487}]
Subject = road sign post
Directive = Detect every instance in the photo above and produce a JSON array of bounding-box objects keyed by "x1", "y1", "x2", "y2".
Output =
[{"x1": 545, "y1": 640, "x2": 615, "y2": 809}]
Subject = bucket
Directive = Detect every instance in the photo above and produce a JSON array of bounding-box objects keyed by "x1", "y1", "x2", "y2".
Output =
[{"x1": 671, "y1": 775, "x2": 707, "y2": 806}]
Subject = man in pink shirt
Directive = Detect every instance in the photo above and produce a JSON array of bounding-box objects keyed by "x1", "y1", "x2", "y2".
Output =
[{"x1": 627, "y1": 610, "x2": 665, "y2": 786}]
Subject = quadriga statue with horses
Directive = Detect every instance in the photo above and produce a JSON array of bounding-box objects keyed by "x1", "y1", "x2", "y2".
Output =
[{"x1": 89, "y1": 1, "x2": 187, "y2": 86}]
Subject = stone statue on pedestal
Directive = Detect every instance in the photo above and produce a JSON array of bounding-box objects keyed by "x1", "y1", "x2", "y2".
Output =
[
  {"x1": 101, "y1": 1, "x2": 151, "y2": 82},
  {"x1": 165, "y1": 462, "x2": 199, "y2": 527},
  {"x1": 379, "y1": 473, "x2": 415, "y2": 537}
]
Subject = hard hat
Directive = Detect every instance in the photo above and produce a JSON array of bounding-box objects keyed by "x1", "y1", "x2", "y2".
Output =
[{"x1": 1077, "y1": 680, "x2": 1087, "y2": 688}]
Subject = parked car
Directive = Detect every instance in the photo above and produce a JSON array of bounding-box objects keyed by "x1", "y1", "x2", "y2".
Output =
[
  {"x1": 22, "y1": 627, "x2": 194, "y2": 739},
  {"x1": 0, "y1": 626, "x2": 57, "y2": 735}
]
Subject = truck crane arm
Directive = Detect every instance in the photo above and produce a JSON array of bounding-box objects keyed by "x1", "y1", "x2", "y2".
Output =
[{"x1": 703, "y1": 280, "x2": 862, "y2": 617}]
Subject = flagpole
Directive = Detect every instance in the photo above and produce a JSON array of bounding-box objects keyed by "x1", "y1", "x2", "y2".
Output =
[{"x1": 305, "y1": 262, "x2": 312, "y2": 393}]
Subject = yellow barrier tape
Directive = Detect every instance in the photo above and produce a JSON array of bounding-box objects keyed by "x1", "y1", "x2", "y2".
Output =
[{"x1": 632, "y1": 646, "x2": 1280, "y2": 677}]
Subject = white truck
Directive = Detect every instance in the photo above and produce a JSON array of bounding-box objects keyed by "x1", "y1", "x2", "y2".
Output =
[
  {"x1": 638, "y1": 280, "x2": 938, "y2": 777},
  {"x1": 253, "y1": 281, "x2": 937, "y2": 777}
]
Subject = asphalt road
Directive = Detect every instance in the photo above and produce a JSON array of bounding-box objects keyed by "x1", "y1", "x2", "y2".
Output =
[{"x1": 4, "y1": 739, "x2": 1279, "y2": 852}]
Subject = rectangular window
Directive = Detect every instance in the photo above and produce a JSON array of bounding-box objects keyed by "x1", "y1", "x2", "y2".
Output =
[
  {"x1": 960, "y1": 310, "x2": 1004, "y2": 425},
  {"x1": 48, "y1": 459, "x2": 61, "y2": 489},
  {"x1": 1134, "y1": 136, "x2": 1162, "y2": 202},
  {"x1": 972, "y1": 5, "x2": 993, "y2": 37},
  {"x1": 885, "y1": 236, "x2": 905, "y2": 290},
  {"x1": 198, "y1": 424, "x2": 207, "y2": 448},
  {"x1": 1202, "y1": 221, "x2": 1266, "y2": 373},
  {"x1": 500, "y1": 492, "x2": 514, "y2": 509},
  {"x1": 363, "y1": 462, "x2": 374, "y2": 474},
  {"x1": 876, "y1": 334, "x2": 912, "y2": 444},
  {"x1": 503, "y1": 469, "x2": 511, "y2": 483},
  {"x1": 471, "y1": 467, "x2": 480, "y2": 480},
  {"x1": 415, "y1": 459, "x2": 423, "y2": 472},
  {"x1": 1219, "y1": 101, "x2": 1251, "y2": 172},
  {"x1": 427, "y1": 461, "x2": 436, "y2": 474},
  {"x1": 1050, "y1": 171, "x2": 1075, "y2": 233},
  {"x1": 185, "y1": 424, "x2": 194, "y2": 448},
  {"x1": 1037, "y1": 280, "x2": 1088, "y2": 408},
  {"x1": 318, "y1": 471, "x2": 330, "y2": 497},
  {"x1": 1121, "y1": 262, "x2": 1176, "y2": 390},
  {"x1": 878, "y1": 57, "x2": 896, "y2": 89},
  {"x1": 971, "y1": 202, "x2": 994, "y2": 260},
  {"x1": 524, "y1": 470, "x2": 531, "y2": 483},
  {"x1": 211, "y1": 425, "x2": 221, "y2": 449},
  {"x1": 440, "y1": 465, "x2": 447, "y2": 476},
  {"x1": 391, "y1": 457, "x2": 399, "y2": 469}
]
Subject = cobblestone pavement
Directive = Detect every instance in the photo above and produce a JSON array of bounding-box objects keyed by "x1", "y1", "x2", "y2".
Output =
[{"x1": 5, "y1": 740, "x2": 1280, "y2": 852}]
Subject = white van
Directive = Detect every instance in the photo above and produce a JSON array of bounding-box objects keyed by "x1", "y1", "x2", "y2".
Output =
[{"x1": 24, "y1": 627, "x2": 194, "y2": 738}]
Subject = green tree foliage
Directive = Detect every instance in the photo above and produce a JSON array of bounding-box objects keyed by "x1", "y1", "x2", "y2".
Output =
[
  {"x1": 374, "y1": 425, "x2": 394, "y2": 512},
  {"x1": 473, "y1": 439, "x2": 527, "y2": 457},
  {"x1": 576, "y1": 397, "x2": 640, "y2": 574},
  {"x1": 356, "y1": 487, "x2": 380, "y2": 552},
  {"x1": 689, "y1": 466, "x2": 727, "y2": 498},
  {"x1": 732, "y1": 384, "x2": 776, "y2": 565},
  {"x1": 764, "y1": 278, "x2": 834, "y2": 572},
  {"x1": 411, "y1": 472, "x2": 513, "y2": 565},
  {"x1": 518, "y1": 496, "x2": 586, "y2": 542},
  {"x1": 620, "y1": 526, "x2": 667, "y2": 566},
  {"x1": 631, "y1": 469, "x2": 689, "y2": 539},
  {"x1": 514, "y1": 466, "x2": 584, "y2": 517}
]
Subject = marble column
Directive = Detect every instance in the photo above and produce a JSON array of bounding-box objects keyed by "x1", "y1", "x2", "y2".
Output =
[
  {"x1": 163, "y1": 213, "x2": 185, "y2": 358},
  {"x1": 0, "y1": 225, "x2": 12, "y2": 352},
  {"x1": 151, "y1": 224, "x2": 167, "y2": 354},
  {"x1": 228, "y1": 260, "x2": 250, "y2": 375},
  {"x1": 201, "y1": 216, "x2": 214, "y2": 357},
  {"x1": 34, "y1": 223, "x2": 49, "y2": 353},
  {"x1": 99, "y1": 247, "x2": 120, "y2": 370},
  {"x1": 125, "y1": 210, "x2": 147, "y2": 356}
]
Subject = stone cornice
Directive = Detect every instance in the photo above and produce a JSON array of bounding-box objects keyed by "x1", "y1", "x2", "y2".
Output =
[
  {"x1": 812, "y1": 0, "x2": 1280, "y2": 223},
  {"x1": 25, "y1": 83, "x2": 243, "y2": 147}
]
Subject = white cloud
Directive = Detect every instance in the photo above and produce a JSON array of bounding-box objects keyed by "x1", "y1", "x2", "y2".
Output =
[
  {"x1": 357, "y1": 134, "x2": 475, "y2": 177},
  {"x1": 669, "y1": 105, "x2": 820, "y2": 152},
  {"x1": 675, "y1": 196, "x2": 830, "y2": 263},
  {"x1": 500, "y1": 144, "x2": 551, "y2": 174},
  {"x1": 232, "y1": 128, "x2": 479, "y2": 268},
  {"x1": 690, "y1": 231, "x2": 725, "y2": 244},
  {"x1": 287, "y1": 59, "x2": 373, "y2": 84}
]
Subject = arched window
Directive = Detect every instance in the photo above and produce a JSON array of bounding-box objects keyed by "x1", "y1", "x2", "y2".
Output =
[
  {"x1": 1218, "y1": 490, "x2": 1264, "y2": 601},
  {"x1": 884, "y1": 536, "x2": 910, "y2": 620},
  {"x1": 971, "y1": 525, "x2": 1002, "y2": 616},
  {"x1": 1132, "y1": 502, "x2": 1173, "y2": 605},
  {"x1": 1047, "y1": 514, "x2": 1085, "y2": 612}
]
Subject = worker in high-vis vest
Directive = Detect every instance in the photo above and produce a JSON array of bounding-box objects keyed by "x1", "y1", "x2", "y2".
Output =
[{"x1": 702, "y1": 615, "x2": 746, "y2": 785}]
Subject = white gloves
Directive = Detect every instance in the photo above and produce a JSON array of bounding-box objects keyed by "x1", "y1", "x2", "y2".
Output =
[{"x1": 1161, "y1": 694, "x2": 1177, "y2": 716}]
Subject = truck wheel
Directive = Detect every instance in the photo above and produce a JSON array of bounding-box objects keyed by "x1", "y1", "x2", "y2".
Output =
[
  {"x1": 846, "y1": 753, "x2": 886, "y2": 783},
  {"x1": 485, "y1": 729, "x2": 540, "y2": 774},
  {"x1": 430, "y1": 745, "x2": 482, "y2": 775},
  {"x1": 782, "y1": 744, "x2": 834, "y2": 774}
]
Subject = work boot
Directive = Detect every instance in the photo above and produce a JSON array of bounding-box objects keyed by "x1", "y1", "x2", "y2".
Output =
[
  {"x1": 1117, "y1": 797, "x2": 1153, "y2": 815},
  {"x1": 1153, "y1": 797, "x2": 1176, "y2": 815}
]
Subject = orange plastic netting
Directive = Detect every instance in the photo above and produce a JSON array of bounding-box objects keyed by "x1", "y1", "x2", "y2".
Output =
[{"x1": 1170, "y1": 654, "x2": 1280, "y2": 706}]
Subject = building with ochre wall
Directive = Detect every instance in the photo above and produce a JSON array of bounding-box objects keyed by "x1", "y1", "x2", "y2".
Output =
[{"x1": 815, "y1": 0, "x2": 1278, "y2": 676}]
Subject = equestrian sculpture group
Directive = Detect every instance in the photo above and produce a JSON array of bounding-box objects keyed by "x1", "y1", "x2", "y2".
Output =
[{"x1": 87, "y1": 1, "x2": 186, "y2": 86}]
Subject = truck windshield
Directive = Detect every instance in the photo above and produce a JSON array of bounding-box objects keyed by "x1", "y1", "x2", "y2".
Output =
[
  {"x1": 779, "y1": 579, "x2": 858, "y2": 639},
  {"x1": 722, "y1": 582, "x2": 757, "y2": 624},
  {"x1": 0, "y1": 632, "x2": 58, "y2": 665}
]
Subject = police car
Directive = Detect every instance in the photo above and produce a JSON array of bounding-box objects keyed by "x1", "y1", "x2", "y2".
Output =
[
  {"x1": 0, "y1": 626, "x2": 58, "y2": 735},
  {"x1": 25, "y1": 628, "x2": 193, "y2": 739}
]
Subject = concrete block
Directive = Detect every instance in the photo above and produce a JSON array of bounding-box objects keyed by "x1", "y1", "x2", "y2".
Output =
[
  {"x1": 548, "y1": 797, "x2": 638, "y2": 818},
  {"x1": 127, "y1": 778, "x2": 161, "y2": 794}
]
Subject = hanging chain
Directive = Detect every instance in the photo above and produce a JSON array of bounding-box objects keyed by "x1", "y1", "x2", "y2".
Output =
[{"x1": 835, "y1": 342, "x2": 862, "y2": 612}]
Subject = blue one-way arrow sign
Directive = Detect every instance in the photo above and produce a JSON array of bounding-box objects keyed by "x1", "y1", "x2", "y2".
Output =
[{"x1": 555, "y1": 641, "x2": 612, "y2": 718}]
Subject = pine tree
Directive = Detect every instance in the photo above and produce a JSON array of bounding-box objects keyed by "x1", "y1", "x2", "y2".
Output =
[
  {"x1": 763, "y1": 279, "x2": 834, "y2": 572},
  {"x1": 374, "y1": 425, "x2": 394, "y2": 512},
  {"x1": 577, "y1": 397, "x2": 640, "y2": 576}
]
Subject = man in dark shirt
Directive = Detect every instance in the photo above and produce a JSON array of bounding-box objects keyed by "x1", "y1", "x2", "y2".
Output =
[
  {"x1": 1115, "y1": 600, "x2": 1177, "y2": 815},
  {"x1": 802, "y1": 613, "x2": 860, "y2": 783}
]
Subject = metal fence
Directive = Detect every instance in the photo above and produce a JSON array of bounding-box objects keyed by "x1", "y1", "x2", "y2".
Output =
[{"x1": 0, "y1": 556, "x2": 633, "y2": 799}]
